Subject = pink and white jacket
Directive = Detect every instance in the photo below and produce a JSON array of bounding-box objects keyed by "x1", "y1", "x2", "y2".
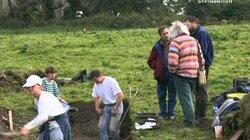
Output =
[{"x1": 168, "y1": 34, "x2": 205, "y2": 78}]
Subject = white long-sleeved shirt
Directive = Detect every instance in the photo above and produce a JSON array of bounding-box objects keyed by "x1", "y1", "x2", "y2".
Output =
[{"x1": 25, "y1": 91, "x2": 66, "y2": 130}]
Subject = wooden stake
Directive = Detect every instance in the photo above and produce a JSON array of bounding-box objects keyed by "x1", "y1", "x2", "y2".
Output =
[{"x1": 8, "y1": 111, "x2": 13, "y2": 132}]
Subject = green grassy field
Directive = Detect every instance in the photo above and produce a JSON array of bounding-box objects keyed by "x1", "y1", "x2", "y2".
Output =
[{"x1": 0, "y1": 24, "x2": 249, "y2": 140}]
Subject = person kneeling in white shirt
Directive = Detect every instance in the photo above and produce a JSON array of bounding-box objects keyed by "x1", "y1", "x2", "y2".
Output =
[{"x1": 20, "y1": 75, "x2": 71, "y2": 140}]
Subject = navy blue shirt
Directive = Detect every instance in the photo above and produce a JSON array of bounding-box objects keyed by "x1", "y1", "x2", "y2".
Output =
[{"x1": 191, "y1": 25, "x2": 214, "y2": 68}]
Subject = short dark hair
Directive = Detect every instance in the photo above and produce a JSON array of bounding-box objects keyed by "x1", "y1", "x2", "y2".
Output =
[
  {"x1": 90, "y1": 70, "x2": 101, "y2": 79},
  {"x1": 45, "y1": 66, "x2": 57, "y2": 74},
  {"x1": 158, "y1": 25, "x2": 168, "y2": 35},
  {"x1": 185, "y1": 16, "x2": 199, "y2": 24}
]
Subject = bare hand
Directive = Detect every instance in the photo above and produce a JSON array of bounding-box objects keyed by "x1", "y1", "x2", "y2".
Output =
[
  {"x1": 111, "y1": 108, "x2": 119, "y2": 116},
  {"x1": 96, "y1": 108, "x2": 102, "y2": 114},
  {"x1": 20, "y1": 127, "x2": 29, "y2": 137}
]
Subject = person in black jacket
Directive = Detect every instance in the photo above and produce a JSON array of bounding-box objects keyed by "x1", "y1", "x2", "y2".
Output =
[{"x1": 185, "y1": 16, "x2": 214, "y2": 123}]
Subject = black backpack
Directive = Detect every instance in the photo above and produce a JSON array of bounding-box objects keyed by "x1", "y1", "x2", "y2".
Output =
[{"x1": 213, "y1": 77, "x2": 249, "y2": 109}]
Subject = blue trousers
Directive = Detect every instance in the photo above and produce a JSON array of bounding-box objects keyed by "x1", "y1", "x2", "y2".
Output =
[
  {"x1": 98, "y1": 105, "x2": 121, "y2": 140},
  {"x1": 157, "y1": 72, "x2": 177, "y2": 117},
  {"x1": 37, "y1": 127, "x2": 64, "y2": 140}
]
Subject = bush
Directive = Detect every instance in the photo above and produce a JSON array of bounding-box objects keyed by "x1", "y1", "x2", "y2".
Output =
[
  {"x1": 6, "y1": 0, "x2": 42, "y2": 27},
  {"x1": 76, "y1": 13, "x2": 173, "y2": 29}
]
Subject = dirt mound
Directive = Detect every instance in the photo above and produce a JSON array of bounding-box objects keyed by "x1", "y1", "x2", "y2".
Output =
[
  {"x1": 0, "y1": 70, "x2": 45, "y2": 92},
  {"x1": 0, "y1": 107, "x2": 32, "y2": 132},
  {"x1": 69, "y1": 99, "x2": 133, "y2": 139},
  {"x1": 120, "y1": 99, "x2": 133, "y2": 138},
  {"x1": 69, "y1": 101, "x2": 99, "y2": 137},
  {"x1": 0, "y1": 100, "x2": 132, "y2": 139},
  {"x1": 0, "y1": 69, "x2": 89, "y2": 92}
]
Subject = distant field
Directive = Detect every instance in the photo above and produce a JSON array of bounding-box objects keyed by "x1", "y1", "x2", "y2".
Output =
[{"x1": 0, "y1": 24, "x2": 249, "y2": 139}]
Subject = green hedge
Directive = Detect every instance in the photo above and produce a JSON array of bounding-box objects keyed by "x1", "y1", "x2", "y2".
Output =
[{"x1": 0, "y1": 13, "x2": 182, "y2": 29}]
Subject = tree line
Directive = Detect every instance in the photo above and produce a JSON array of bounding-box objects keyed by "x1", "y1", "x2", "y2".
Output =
[{"x1": 0, "y1": 0, "x2": 249, "y2": 27}]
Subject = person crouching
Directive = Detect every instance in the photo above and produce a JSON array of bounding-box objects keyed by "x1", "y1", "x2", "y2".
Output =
[{"x1": 20, "y1": 75, "x2": 71, "y2": 140}]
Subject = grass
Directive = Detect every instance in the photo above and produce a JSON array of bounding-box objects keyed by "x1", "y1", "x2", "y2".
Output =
[{"x1": 0, "y1": 23, "x2": 249, "y2": 139}]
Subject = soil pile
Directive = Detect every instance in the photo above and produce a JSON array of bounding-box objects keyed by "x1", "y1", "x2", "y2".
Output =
[
  {"x1": 0, "y1": 107, "x2": 32, "y2": 132},
  {"x1": 0, "y1": 99, "x2": 133, "y2": 139},
  {"x1": 69, "y1": 101, "x2": 99, "y2": 137},
  {"x1": 69, "y1": 99, "x2": 133, "y2": 139},
  {"x1": 0, "y1": 70, "x2": 45, "y2": 92},
  {"x1": 0, "y1": 69, "x2": 88, "y2": 92}
]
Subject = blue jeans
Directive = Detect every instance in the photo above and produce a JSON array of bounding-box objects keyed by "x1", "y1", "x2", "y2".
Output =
[
  {"x1": 37, "y1": 127, "x2": 64, "y2": 140},
  {"x1": 98, "y1": 105, "x2": 121, "y2": 140},
  {"x1": 157, "y1": 72, "x2": 177, "y2": 117}
]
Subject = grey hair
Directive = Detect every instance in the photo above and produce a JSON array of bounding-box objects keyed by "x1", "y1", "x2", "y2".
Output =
[{"x1": 169, "y1": 21, "x2": 190, "y2": 39}]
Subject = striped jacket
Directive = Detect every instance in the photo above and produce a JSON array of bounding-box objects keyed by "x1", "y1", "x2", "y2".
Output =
[
  {"x1": 168, "y1": 35, "x2": 205, "y2": 78},
  {"x1": 42, "y1": 78, "x2": 60, "y2": 97}
]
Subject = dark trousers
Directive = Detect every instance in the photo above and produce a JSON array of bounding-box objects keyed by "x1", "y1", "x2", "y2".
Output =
[
  {"x1": 157, "y1": 72, "x2": 177, "y2": 117},
  {"x1": 173, "y1": 75, "x2": 197, "y2": 125},
  {"x1": 195, "y1": 68, "x2": 209, "y2": 119}
]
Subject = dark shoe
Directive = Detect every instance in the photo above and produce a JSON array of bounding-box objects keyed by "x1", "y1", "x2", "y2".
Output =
[{"x1": 184, "y1": 121, "x2": 194, "y2": 128}]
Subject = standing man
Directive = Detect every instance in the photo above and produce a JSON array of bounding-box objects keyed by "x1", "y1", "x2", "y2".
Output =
[
  {"x1": 90, "y1": 70, "x2": 124, "y2": 140},
  {"x1": 147, "y1": 26, "x2": 177, "y2": 120},
  {"x1": 20, "y1": 75, "x2": 71, "y2": 140},
  {"x1": 185, "y1": 16, "x2": 214, "y2": 122},
  {"x1": 168, "y1": 21, "x2": 205, "y2": 127}
]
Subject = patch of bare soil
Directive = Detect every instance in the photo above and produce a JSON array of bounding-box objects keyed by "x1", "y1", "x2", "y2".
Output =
[
  {"x1": 69, "y1": 101, "x2": 99, "y2": 137},
  {"x1": 0, "y1": 69, "x2": 88, "y2": 92},
  {"x1": 0, "y1": 107, "x2": 32, "y2": 132},
  {"x1": 0, "y1": 70, "x2": 45, "y2": 92},
  {"x1": 69, "y1": 99, "x2": 132, "y2": 139},
  {"x1": 0, "y1": 99, "x2": 133, "y2": 139},
  {"x1": 0, "y1": 106, "x2": 35, "y2": 140}
]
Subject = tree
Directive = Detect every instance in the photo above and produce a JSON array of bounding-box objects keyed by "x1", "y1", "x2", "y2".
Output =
[
  {"x1": 54, "y1": 0, "x2": 67, "y2": 21},
  {"x1": 41, "y1": 0, "x2": 54, "y2": 20},
  {"x1": 221, "y1": 0, "x2": 250, "y2": 21},
  {"x1": 181, "y1": 0, "x2": 250, "y2": 23},
  {"x1": 0, "y1": 0, "x2": 16, "y2": 17}
]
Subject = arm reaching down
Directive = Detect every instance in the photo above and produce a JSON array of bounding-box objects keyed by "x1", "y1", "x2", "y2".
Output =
[
  {"x1": 112, "y1": 92, "x2": 124, "y2": 116},
  {"x1": 24, "y1": 113, "x2": 49, "y2": 130},
  {"x1": 95, "y1": 96, "x2": 102, "y2": 114}
]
